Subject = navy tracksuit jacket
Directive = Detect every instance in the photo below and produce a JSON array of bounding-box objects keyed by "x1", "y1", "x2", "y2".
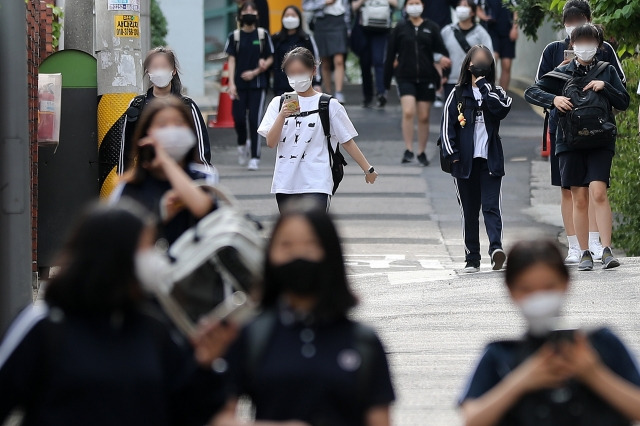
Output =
[{"x1": 440, "y1": 78, "x2": 512, "y2": 261}]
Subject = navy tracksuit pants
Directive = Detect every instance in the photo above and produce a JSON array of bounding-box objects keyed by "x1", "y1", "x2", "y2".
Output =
[
  {"x1": 233, "y1": 89, "x2": 265, "y2": 159},
  {"x1": 455, "y1": 158, "x2": 503, "y2": 262}
]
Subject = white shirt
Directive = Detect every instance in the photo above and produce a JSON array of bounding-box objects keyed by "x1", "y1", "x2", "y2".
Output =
[
  {"x1": 258, "y1": 93, "x2": 358, "y2": 195},
  {"x1": 324, "y1": 0, "x2": 346, "y2": 16},
  {"x1": 472, "y1": 87, "x2": 489, "y2": 159}
]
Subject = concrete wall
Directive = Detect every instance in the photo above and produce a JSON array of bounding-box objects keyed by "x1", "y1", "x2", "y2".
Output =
[
  {"x1": 157, "y1": 0, "x2": 205, "y2": 97},
  {"x1": 512, "y1": 20, "x2": 562, "y2": 86}
]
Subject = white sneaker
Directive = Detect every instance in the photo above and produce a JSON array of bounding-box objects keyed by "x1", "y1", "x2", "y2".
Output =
[
  {"x1": 334, "y1": 92, "x2": 345, "y2": 104},
  {"x1": 565, "y1": 247, "x2": 581, "y2": 264},
  {"x1": 433, "y1": 99, "x2": 444, "y2": 108},
  {"x1": 237, "y1": 146, "x2": 247, "y2": 166},
  {"x1": 247, "y1": 158, "x2": 259, "y2": 171},
  {"x1": 590, "y1": 240, "x2": 604, "y2": 261}
]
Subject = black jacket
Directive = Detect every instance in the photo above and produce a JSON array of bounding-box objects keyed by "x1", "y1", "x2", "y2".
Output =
[
  {"x1": 440, "y1": 78, "x2": 512, "y2": 179},
  {"x1": 525, "y1": 60, "x2": 629, "y2": 155},
  {"x1": 384, "y1": 19, "x2": 449, "y2": 89},
  {"x1": 271, "y1": 30, "x2": 320, "y2": 94}
]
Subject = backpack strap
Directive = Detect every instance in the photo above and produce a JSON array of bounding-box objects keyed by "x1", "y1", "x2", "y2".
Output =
[
  {"x1": 452, "y1": 25, "x2": 472, "y2": 53},
  {"x1": 585, "y1": 61, "x2": 610, "y2": 81},
  {"x1": 318, "y1": 93, "x2": 332, "y2": 143},
  {"x1": 126, "y1": 94, "x2": 146, "y2": 121},
  {"x1": 246, "y1": 309, "x2": 279, "y2": 380},
  {"x1": 233, "y1": 29, "x2": 240, "y2": 53},
  {"x1": 257, "y1": 27, "x2": 266, "y2": 54},
  {"x1": 542, "y1": 70, "x2": 571, "y2": 83}
]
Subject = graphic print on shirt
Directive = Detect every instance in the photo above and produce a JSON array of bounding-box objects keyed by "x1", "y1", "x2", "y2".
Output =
[{"x1": 281, "y1": 136, "x2": 286, "y2": 143}]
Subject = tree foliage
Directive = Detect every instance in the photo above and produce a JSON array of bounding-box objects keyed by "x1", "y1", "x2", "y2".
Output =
[{"x1": 150, "y1": 0, "x2": 168, "y2": 48}]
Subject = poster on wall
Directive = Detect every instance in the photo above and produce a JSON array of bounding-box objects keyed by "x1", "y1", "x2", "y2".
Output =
[
  {"x1": 108, "y1": 0, "x2": 140, "y2": 11},
  {"x1": 37, "y1": 73, "x2": 62, "y2": 149}
]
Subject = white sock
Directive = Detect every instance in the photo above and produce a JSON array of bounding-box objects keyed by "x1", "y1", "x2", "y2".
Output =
[
  {"x1": 589, "y1": 232, "x2": 600, "y2": 244},
  {"x1": 567, "y1": 235, "x2": 579, "y2": 250}
]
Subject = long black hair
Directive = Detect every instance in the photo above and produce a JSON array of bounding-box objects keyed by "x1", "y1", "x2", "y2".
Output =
[
  {"x1": 279, "y1": 5, "x2": 306, "y2": 37},
  {"x1": 143, "y1": 46, "x2": 183, "y2": 95},
  {"x1": 262, "y1": 203, "x2": 357, "y2": 320},
  {"x1": 45, "y1": 201, "x2": 155, "y2": 315},
  {"x1": 505, "y1": 240, "x2": 570, "y2": 289},
  {"x1": 458, "y1": 44, "x2": 496, "y2": 87},
  {"x1": 570, "y1": 23, "x2": 604, "y2": 48},
  {"x1": 237, "y1": 1, "x2": 259, "y2": 22}
]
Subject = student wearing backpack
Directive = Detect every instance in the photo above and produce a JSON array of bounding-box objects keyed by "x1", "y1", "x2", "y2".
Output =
[
  {"x1": 214, "y1": 203, "x2": 395, "y2": 426},
  {"x1": 525, "y1": 23, "x2": 629, "y2": 271},
  {"x1": 384, "y1": 0, "x2": 452, "y2": 166},
  {"x1": 120, "y1": 47, "x2": 212, "y2": 174},
  {"x1": 259, "y1": 47, "x2": 378, "y2": 212},
  {"x1": 534, "y1": 0, "x2": 626, "y2": 265},
  {"x1": 460, "y1": 240, "x2": 640, "y2": 426},
  {"x1": 441, "y1": 0, "x2": 493, "y2": 100},
  {"x1": 110, "y1": 97, "x2": 216, "y2": 245},
  {"x1": 350, "y1": 0, "x2": 397, "y2": 108},
  {"x1": 440, "y1": 45, "x2": 512, "y2": 273},
  {"x1": 226, "y1": 1, "x2": 275, "y2": 171},
  {"x1": 271, "y1": 6, "x2": 321, "y2": 97}
]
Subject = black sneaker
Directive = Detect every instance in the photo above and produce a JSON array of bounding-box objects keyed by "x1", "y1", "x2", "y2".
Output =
[
  {"x1": 464, "y1": 260, "x2": 481, "y2": 273},
  {"x1": 376, "y1": 94, "x2": 387, "y2": 108},
  {"x1": 491, "y1": 249, "x2": 507, "y2": 270},
  {"x1": 601, "y1": 247, "x2": 620, "y2": 269},
  {"x1": 402, "y1": 150, "x2": 415, "y2": 164},
  {"x1": 578, "y1": 250, "x2": 594, "y2": 271},
  {"x1": 417, "y1": 152, "x2": 430, "y2": 167}
]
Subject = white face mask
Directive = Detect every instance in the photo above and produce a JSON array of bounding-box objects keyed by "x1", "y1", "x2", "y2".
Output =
[
  {"x1": 287, "y1": 74, "x2": 313, "y2": 93},
  {"x1": 148, "y1": 69, "x2": 174, "y2": 88},
  {"x1": 152, "y1": 126, "x2": 197, "y2": 162},
  {"x1": 282, "y1": 16, "x2": 300, "y2": 30},
  {"x1": 565, "y1": 25, "x2": 576, "y2": 38},
  {"x1": 134, "y1": 248, "x2": 172, "y2": 294},
  {"x1": 519, "y1": 291, "x2": 565, "y2": 337},
  {"x1": 573, "y1": 44, "x2": 598, "y2": 62},
  {"x1": 455, "y1": 6, "x2": 472, "y2": 21},
  {"x1": 406, "y1": 4, "x2": 424, "y2": 17}
]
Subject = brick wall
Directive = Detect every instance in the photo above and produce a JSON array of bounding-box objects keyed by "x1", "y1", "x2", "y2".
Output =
[{"x1": 26, "y1": 0, "x2": 53, "y2": 273}]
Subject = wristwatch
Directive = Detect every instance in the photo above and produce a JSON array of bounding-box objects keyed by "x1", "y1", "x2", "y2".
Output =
[{"x1": 366, "y1": 166, "x2": 375, "y2": 174}]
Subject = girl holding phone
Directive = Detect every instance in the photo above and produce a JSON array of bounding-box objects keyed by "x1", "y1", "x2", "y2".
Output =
[
  {"x1": 440, "y1": 44, "x2": 512, "y2": 273},
  {"x1": 258, "y1": 47, "x2": 378, "y2": 212}
]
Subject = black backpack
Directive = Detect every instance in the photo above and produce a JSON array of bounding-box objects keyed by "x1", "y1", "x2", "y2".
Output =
[
  {"x1": 544, "y1": 61, "x2": 616, "y2": 150},
  {"x1": 279, "y1": 94, "x2": 347, "y2": 195}
]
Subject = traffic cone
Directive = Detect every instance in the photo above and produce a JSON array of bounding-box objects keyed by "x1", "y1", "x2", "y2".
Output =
[
  {"x1": 541, "y1": 130, "x2": 551, "y2": 158},
  {"x1": 214, "y1": 62, "x2": 235, "y2": 128}
]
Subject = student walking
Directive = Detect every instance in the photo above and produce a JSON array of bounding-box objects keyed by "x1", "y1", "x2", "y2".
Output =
[
  {"x1": 303, "y1": 0, "x2": 350, "y2": 103},
  {"x1": 525, "y1": 23, "x2": 629, "y2": 271},
  {"x1": 460, "y1": 240, "x2": 640, "y2": 426},
  {"x1": 120, "y1": 47, "x2": 211, "y2": 174},
  {"x1": 271, "y1": 5, "x2": 321, "y2": 97},
  {"x1": 226, "y1": 1, "x2": 275, "y2": 171},
  {"x1": 214, "y1": 203, "x2": 395, "y2": 426},
  {"x1": 440, "y1": 45, "x2": 512, "y2": 273},
  {"x1": 259, "y1": 48, "x2": 378, "y2": 212},
  {"x1": 384, "y1": 0, "x2": 451, "y2": 166},
  {"x1": 441, "y1": 0, "x2": 493, "y2": 99},
  {"x1": 534, "y1": 0, "x2": 626, "y2": 264},
  {"x1": 477, "y1": 0, "x2": 518, "y2": 91},
  {"x1": 111, "y1": 97, "x2": 216, "y2": 245},
  {"x1": 350, "y1": 0, "x2": 397, "y2": 108}
]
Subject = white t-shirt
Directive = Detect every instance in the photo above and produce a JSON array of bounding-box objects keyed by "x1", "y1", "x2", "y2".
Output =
[
  {"x1": 258, "y1": 93, "x2": 358, "y2": 195},
  {"x1": 324, "y1": 0, "x2": 346, "y2": 16},
  {"x1": 472, "y1": 87, "x2": 488, "y2": 159}
]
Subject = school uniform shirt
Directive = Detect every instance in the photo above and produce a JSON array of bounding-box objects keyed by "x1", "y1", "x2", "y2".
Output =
[
  {"x1": 258, "y1": 93, "x2": 358, "y2": 195},
  {"x1": 441, "y1": 23, "x2": 494, "y2": 85},
  {"x1": 472, "y1": 87, "x2": 489, "y2": 159},
  {"x1": 0, "y1": 303, "x2": 226, "y2": 426},
  {"x1": 224, "y1": 308, "x2": 396, "y2": 426},
  {"x1": 383, "y1": 19, "x2": 450, "y2": 89},
  {"x1": 225, "y1": 29, "x2": 274, "y2": 91},
  {"x1": 441, "y1": 79, "x2": 512, "y2": 179},
  {"x1": 459, "y1": 328, "x2": 640, "y2": 425},
  {"x1": 524, "y1": 59, "x2": 630, "y2": 155},
  {"x1": 535, "y1": 38, "x2": 626, "y2": 135}
]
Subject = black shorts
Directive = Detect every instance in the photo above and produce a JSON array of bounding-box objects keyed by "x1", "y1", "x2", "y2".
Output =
[
  {"x1": 558, "y1": 149, "x2": 614, "y2": 189},
  {"x1": 489, "y1": 31, "x2": 516, "y2": 59},
  {"x1": 396, "y1": 79, "x2": 436, "y2": 102},
  {"x1": 549, "y1": 131, "x2": 562, "y2": 187}
]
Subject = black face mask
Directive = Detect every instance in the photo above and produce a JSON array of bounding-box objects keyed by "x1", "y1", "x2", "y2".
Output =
[
  {"x1": 270, "y1": 258, "x2": 324, "y2": 296},
  {"x1": 470, "y1": 63, "x2": 491, "y2": 78},
  {"x1": 241, "y1": 14, "x2": 258, "y2": 26}
]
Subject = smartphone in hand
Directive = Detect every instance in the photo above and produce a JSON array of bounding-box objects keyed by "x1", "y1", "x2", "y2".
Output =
[
  {"x1": 282, "y1": 92, "x2": 300, "y2": 114},
  {"x1": 564, "y1": 50, "x2": 576, "y2": 61}
]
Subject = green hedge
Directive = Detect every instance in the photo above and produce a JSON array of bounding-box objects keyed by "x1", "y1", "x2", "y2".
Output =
[{"x1": 609, "y1": 56, "x2": 640, "y2": 256}]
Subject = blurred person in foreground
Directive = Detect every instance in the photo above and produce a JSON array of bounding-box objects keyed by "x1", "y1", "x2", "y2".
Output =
[
  {"x1": 214, "y1": 201, "x2": 395, "y2": 426},
  {"x1": 459, "y1": 240, "x2": 640, "y2": 426},
  {"x1": 0, "y1": 202, "x2": 237, "y2": 426}
]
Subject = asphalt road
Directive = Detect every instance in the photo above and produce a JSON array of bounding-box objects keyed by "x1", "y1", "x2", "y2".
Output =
[{"x1": 211, "y1": 85, "x2": 640, "y2": 425}]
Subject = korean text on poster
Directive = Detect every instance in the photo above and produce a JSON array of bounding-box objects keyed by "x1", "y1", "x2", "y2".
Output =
[
  {"x1": 108, "y1": 0, "x2": 140, "y2": 11},
  {"x1": 114, "y1": 15, "x2": 140, "y2": 38}
]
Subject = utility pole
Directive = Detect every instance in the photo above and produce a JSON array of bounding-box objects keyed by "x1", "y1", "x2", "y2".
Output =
[
  {"x1": 140, "y1": 0, "x2": 151, "y2": 54},
  {"x1": 63, "y1": 0, "x2": 95, "y2": 54},
  {"x1": 0, "y1": 0, "x2": 34, "y2": 331},
  {"x1": 95, "y1": 0, "x2": 144, "y2": 198}
]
